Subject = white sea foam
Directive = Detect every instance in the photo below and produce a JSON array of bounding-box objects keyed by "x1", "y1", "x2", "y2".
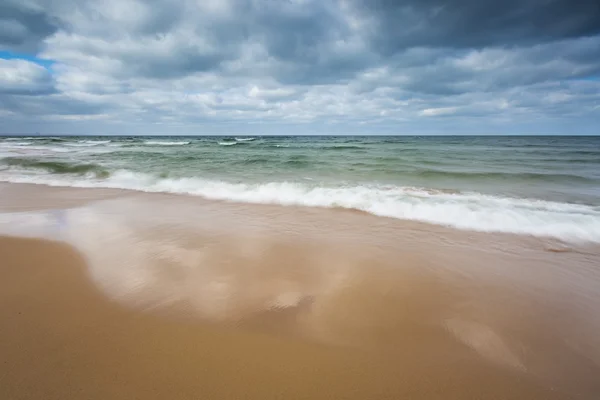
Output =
[
  {"x1": 65, "y1": 142, "x2": 106, "y2": 147},
  {"x1": 0, "y1": 143, "x2": 67, "y2": 157},
  {"x1": 218, "y1": 141, "x2": 237, "y2": 146},
  {"x1": 1, "y1": 170, "x2": 599, "y2": 243},
  {"x1": 235, "y1": 137, "x2": 256, "y2": 142},
  {"x1": 5, "y1": 137, "x2": 58, "y2": 140},
  {"x1": 144, "y1": 140, "x2": 190, "y2": 146},
  {"x1": 0, "y1": 141, "x2": 32, "y2": 146},
  {"x1": 78, "y1": 140, "x2": 111, "y2": 145}
]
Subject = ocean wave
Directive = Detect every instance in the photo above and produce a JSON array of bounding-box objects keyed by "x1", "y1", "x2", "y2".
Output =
[
  {"x1": 78, "y1": 140, "x2": 111, "y2": 145},
  {"x1": 0, "y1": 144, "x2": 72, "y2": 154},
  {"x1": 1, "y1": 157, "x2": 109, "y2": 177},
  {"x1": 144, "y1": 141, "x2": 190, "y2": 146},
  {"x1": 320, "y1": 145, "x2": 365, "y2": 150},
  {"x1": 16, "y1": 137, "x2": 62, "y2": 141},
  {"x1": 235, "y1": 137, "x2": 256, "y2": 142},
  {"x1": 232, "y1": 157, "x2": 314, "y2": 167},
  {"x1": 46, "y1": 147, "x2": 73, "y2": 153},
  {"x1": 234, "y1": 157, "x2": 271, "y2": 165},
  {"x1": 0, "y1": 141, "x2": 32, "y2": 146},
  {"x1": 415, "y1": 169, "x2": 597, "y2": 184},
  {"x1": 218, "y1": 141, "x2": 237, "y2": 146},
  {"x1": 1, "y1": 170, "x2": 599, "y2": 243},
  {"x1": 65, "y1": 142, "x2": 108, "y2": 147}
]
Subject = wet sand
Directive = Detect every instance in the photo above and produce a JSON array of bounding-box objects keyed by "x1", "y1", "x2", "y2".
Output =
[{"x1": 1, "y1": 183, "x2": 600, "y2": 399}]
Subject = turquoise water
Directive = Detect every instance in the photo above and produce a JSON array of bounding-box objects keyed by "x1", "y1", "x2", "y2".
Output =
[{"x1": 1, "y1": 136, "x2": 599, "y2": 242}]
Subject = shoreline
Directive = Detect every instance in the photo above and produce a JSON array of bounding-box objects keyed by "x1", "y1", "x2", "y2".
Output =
[
  {"x1": 2, "y1": 165, "x2": 599, "y2": 244},
  {"x1": 1, "y1": 181, "x2": 596, "y2": 250},
  {"x1": 1, "y1": 182, "x2": 600, "y2": 398}
]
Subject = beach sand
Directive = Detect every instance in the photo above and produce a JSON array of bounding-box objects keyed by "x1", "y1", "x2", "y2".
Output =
[{"x1": 1, "y1": 183, "x2": 599, "y2": 399}]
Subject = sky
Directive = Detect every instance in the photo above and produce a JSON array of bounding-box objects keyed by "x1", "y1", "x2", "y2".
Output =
[{"x1": 0, "y1": 0, "x2": 599, "y2": 135}]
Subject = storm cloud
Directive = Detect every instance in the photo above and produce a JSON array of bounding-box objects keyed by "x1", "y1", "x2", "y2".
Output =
[
  {"x1": 0, "y1": 0, "x2": 598, "y2": 134},
  {"x1": 0, "y1": 0, "x2": 63, "y2": 52},
  {"x1": 351, "y1": 0, "x2": 600, "y2": 51}
]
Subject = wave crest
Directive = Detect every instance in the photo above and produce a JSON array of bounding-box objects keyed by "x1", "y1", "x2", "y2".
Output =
[
  {"x1": 144, "y1": 141, "x2": 190, "y2": 146},
  {"x1": 1, "y1": 157, "x2": 109, "y2": 177},
  {"x1": 1, "y1": 169, "x2": 599, "y2": 243}
]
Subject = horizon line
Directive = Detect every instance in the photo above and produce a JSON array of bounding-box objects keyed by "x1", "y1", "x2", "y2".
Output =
[{"x1": 1, "y1": 134, "x2": 599, "y2": 137}]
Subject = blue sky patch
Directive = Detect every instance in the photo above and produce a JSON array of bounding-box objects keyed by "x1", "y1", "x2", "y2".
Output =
[{"x1": 0, "y1": 50, "x2": 55, "y2": 69}]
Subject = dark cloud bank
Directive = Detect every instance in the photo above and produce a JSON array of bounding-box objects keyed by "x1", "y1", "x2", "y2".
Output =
[{"x1": 0, "y1": 0, "x2": 599, "y2": 134}]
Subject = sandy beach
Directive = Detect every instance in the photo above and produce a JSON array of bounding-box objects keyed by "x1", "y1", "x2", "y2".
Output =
[
  {"x1": 1, "y1": 182, "x2": 600, "y2": 399},
  {"x1": 2, "y1": 0, "x2": 599, "y2": 395}
]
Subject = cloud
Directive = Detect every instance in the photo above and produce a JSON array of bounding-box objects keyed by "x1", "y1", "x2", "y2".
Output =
[
  {"x1": 420, "y1": 107, "x2": 458, "y2": 117},
  {"x1": 0, "y1": 58, "x2": 55, "y2": 95},
  {"x1": 35, "y1": 0, "x2": 373, "y2": 84},
  {"x1": 387, "y1": 36, "x2": 600, "y2": 96},
  {"x1": 350, "y1": 0, "x2": 600, "y2": 52},
  {"x1": 0, "y1": 0, "x2": 599, "y2": 134},
  {"x1": 0, "y1": 0, "x2": 63, "y2": 52}
]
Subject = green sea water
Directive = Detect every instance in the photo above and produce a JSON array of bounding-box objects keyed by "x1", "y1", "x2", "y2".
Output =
[{"x1": 1, "y1": 135, "x2": 599, "y2": 242}]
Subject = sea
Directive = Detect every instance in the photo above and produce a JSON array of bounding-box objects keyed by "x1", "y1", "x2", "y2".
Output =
[{"x1": 1, "y1": 135, "x2": 599, "y2": 243}]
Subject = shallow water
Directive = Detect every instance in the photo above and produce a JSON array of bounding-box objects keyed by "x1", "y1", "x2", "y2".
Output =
[
  {"x1": 1, "y1": 186, "x2": 599, "y2": 398},
  {"x1": 1, "y1": 135, "x2": 599, "y2": 242}
]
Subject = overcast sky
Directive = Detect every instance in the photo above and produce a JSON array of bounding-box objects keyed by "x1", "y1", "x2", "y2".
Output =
[{"x1": 1, "y1": 0, "x2": 599, "y2": 135}]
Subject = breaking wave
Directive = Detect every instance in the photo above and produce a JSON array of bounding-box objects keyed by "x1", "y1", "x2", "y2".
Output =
[
  {"x1": 79, "y1": 140, "x2": 111, "y2": 145},
  {"x1": 0, "y1": 141, "x2": 32, "y2": 146},
  {"x1": 1, "y1": 158, "x2": 109, "y2": 177},
  {"x1": 416, "y1": 169, "x2": 597, "y2": 184},
  {"x1": 1, "y1": 169, "x2": 599, "y2": 243},
  {"x1": 143, "y1": 141, "x2": 190, "y2": 146}
]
